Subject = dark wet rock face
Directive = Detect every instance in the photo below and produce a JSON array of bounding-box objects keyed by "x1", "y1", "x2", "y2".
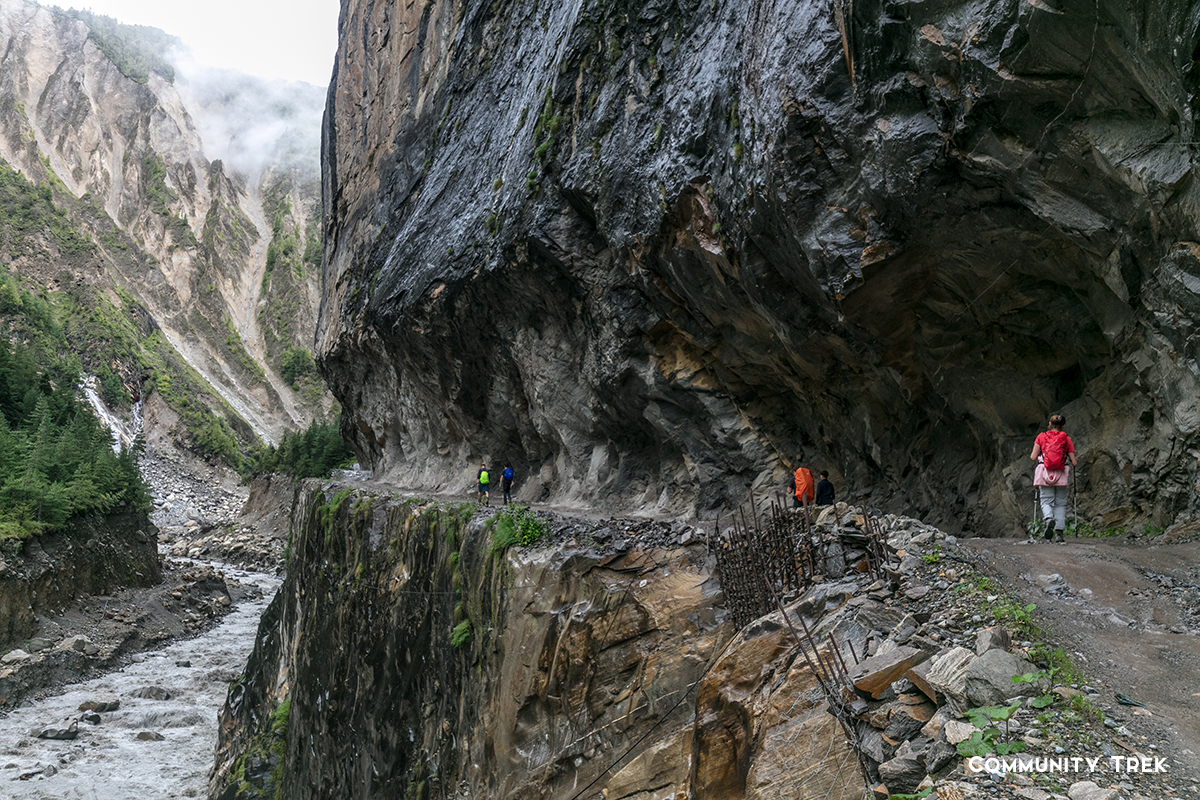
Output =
[{"x1": 320, "y1": 0, "x2": 1200, "y2": 533}]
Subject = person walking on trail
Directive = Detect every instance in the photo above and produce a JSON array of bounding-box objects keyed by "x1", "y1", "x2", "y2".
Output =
[
  {"x1": 501, "y1": 464, "x2": 514, "y2": 505},
  {"x1": 791, "y1": 459, "x2": 815, "y2": 508},
  {"x1": 815, "y1": 471, "x2": 835, "y2": 506},
  {"x1": 1030, "y1": 413, "x2": 1077, "y2": 543},
  {"x1": 477, "y1": 463, "x2": 491, "y2": 506}
]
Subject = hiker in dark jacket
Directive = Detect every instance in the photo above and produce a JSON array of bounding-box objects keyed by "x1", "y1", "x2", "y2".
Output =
[
  {"x1": 815, "y1": 471, "x2": 835, "y2": 506},
  {"x1": 501, "y1": 464, "x2": 514, "y2": 505}
]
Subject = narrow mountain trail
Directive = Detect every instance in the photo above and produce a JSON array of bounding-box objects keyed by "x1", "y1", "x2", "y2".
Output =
[{"x1": 961, "y1": 536, "x2": 1200, "y2": 785}]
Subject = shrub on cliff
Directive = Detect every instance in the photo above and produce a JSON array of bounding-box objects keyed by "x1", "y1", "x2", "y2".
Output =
[{"x1": 490, "y1": 505, "x2": 548, "y2": 552}]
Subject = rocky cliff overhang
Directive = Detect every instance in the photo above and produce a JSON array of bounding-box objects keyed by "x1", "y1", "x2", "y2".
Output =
[{"x1": 319, "y1": 0, "x2": 1200, "y2": 533}]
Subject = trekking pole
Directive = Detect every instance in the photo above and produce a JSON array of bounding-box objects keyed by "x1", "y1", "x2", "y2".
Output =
[
  {"x1": 1072, "y1": 464, "x2": 1079, "y2": 537},
  {"x1": 1032, "y1": 485, "x2": 1039, "y2": 540}
]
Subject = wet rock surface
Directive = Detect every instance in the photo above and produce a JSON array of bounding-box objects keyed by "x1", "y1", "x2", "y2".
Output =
[{"x1": 321, "y1": 0, "x2": 1200, "y2": 535}]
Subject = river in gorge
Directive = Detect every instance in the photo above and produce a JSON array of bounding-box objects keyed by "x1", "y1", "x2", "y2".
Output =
[{"x1": 0, "y1": 564, "x2": 279, "y2": 799}]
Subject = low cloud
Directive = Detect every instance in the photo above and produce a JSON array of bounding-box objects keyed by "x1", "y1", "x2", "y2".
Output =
[{"x1": 171, "y1": 47, "x2": 326, "y2": 181}]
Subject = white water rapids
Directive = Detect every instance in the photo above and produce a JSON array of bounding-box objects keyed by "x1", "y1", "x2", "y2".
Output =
[
  {"x1": 0, "y1": 566, "x2": 279, "y2": 798},
  {"x1": 79, "y1": 377, "x2": 143, "y2": 454}
]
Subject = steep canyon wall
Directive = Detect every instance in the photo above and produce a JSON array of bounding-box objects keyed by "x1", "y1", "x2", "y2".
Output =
[
  {"x1": 210, "y1": 485, "x2": 870, "y2": 800},
  {"x1": 320, "y1": 0, "x2": 1200, "y2": 533}
]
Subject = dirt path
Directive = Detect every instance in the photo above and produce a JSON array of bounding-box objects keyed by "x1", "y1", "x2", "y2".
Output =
[{"x1": 961, "y1": 536, "x2": 1200, "y2": 786}]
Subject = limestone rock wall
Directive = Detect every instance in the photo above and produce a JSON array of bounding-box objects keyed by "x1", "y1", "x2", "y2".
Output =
[{"x1": 320, "y1": 0, "x2": 1200, "y2": 533}]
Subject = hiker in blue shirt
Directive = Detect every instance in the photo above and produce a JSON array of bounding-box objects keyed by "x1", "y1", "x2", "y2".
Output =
[{"x1": 501, "y1": 464, "x2": 515, "y2": 505}]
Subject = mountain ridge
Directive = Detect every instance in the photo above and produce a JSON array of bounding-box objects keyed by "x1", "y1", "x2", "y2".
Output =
[{"x1": 0, "y1": 0, "x2": 328, "y2": 465}]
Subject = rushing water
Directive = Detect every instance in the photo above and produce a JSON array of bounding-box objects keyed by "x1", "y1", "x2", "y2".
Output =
[
  {"x1": 79, "y1": 377, "x2": 144, "y2": 454},
  {"x1": 0, "y1": 566, "x2": 279, "y2": 799}
]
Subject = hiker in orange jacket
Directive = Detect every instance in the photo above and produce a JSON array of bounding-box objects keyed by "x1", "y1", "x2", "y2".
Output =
[{"x1": 791, "y1": 458, "x2": 815, "y2": 508}]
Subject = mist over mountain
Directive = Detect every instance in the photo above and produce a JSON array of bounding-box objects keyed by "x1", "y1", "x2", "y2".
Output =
[
  {"x1": 174, "y1": 56, "x2": 325, "y2": 182},
  {"x1": 0, "y1": 0, "x2": 329, "y2": 467}
]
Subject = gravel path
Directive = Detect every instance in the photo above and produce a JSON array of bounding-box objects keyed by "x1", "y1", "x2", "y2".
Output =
[{"x1": 962, "y1": 536, "x2": 1200, "y2": 789}]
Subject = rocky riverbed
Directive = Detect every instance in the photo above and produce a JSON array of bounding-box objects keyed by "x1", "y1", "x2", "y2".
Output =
[
  {"x1": 0, "y1": 565, "x2": 279, "y2": 797},
  {"x1": 142, "y1": 449, "x2": 248, "y2": 533},
  {"x1": 0, "y1": 560, "x2": 253, "y2": 709}
]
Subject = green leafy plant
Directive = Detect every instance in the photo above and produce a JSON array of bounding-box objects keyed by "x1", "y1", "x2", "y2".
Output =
[
  {"x1": 1028, "y1": 644, "x2": 1085, "y2": 685},
  {"x1": 957, "y1": 701, "x2": 1026, "y2": 757},
  {"x1": 1012, "y1": 670, "x2": 1058, "y2": 709},
  {"x1": 1063, "y1": 520, "x2": 1094, "y2": 537},
  {"x1": 991, "y1": 599, "x2": 1039, "y2": 636},
  {"x1": 489, "y1": 505, "x2": 548, "y2": 553},
  {"x1": 1069, "y1": 694, "x2": 1104, "y2": 724},
  {"x1": 887, "y1": 790, "x2": 933, "y2": 800},
  {"x1": 450, "y1": 619, "x2": 472, "y2": 648}
]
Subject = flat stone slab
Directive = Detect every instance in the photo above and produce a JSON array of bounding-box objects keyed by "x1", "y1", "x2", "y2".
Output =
[
  {"x1": 851, "y1": 646, "x2": 930, "y2": 699},
  {"x1": 926, "y1": 646, "x2": 977, "y2": 707},
  {"x1": 964, "y1": 648, "x2": 1045, "y2": 706},
  {"x1": 905, "y1": 659, "x2": 937, "y2": 704},
  {"x1": 1067, "y1": 781, "x2": 1118, "y2": 800}
]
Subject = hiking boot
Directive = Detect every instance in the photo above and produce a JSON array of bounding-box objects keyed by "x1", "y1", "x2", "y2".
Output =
[{"x1": 1055, "y1": 530, "x2": 1065, "y2": 543}]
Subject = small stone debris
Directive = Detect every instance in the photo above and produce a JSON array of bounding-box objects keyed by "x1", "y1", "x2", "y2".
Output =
[
  {"x1": 942, "y1": 719, "x2": 976, "y2": 745},
  {"x1": 130, "y1": 686, "x2": 172, "y2": 701},
  {"x1": 33, "y1": 721, "x2": 78, "y2": 740},
  {"x1": 78, "y1": 698, "x2": 120, "y2": 712},
  {"x1": 783, "y1": 510, "x2": 1176, "y2": 799}
]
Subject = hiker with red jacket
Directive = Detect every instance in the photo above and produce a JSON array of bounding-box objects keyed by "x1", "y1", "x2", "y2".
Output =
[{"x1": 1029, "y1": 413, "x2": 1078, "y2": 543}]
